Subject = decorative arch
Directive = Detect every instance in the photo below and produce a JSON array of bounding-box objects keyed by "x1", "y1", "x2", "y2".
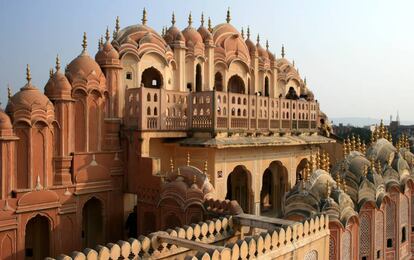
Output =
[
  {"x1": 195, "y1": 64, "x2": 202, "y2": 92},
  {"x1": 214, "y1": 72, "x2": 223, "y2": 91},
  {"x1": 82, "y1": 197, "x2": 104, "y2": 248},
  {"x1": 227, "y1": 75, "x2": 245, "y2": 94},
  {"x1": 225, "y1": 165, "x2": 253, "y2": 213},
  {"x1": 264, "y1": 76, "x2": 270, "y2": 97},
  {"x1": 25, "y1": 214, "x2": 51, "y2": 259},
  {"x1": 296, "y1": 158, "x2": 309, "y2": 183},
  {"x1": 141, "y1": 67, "x2": 163, "y2": 88},
  {"x1": 264, "y1": 161, "x2": 289, "y2": 217}
]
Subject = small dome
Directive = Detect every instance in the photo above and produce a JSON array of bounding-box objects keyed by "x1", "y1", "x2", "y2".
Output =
[
  {"x1": 95, "y1": 40, "x2": 119, "y2": 65},
  {"x1": 257, "y1": 44, "x2": 269, "y2": 60},
  {"x1": 66, "y1": 53, "x2": 103, "y2": 83},
  {"x1": 182, "y1": 26, "x2": 203, "y2": 47},
  {"x1": 45, "y1": 61, "x2": 72, "y2": 100},
  {"x1": 197, "y1": 26, "x2": 213, "y2": 44},
  {"x1": 245, "y1": 38, "x2": 257, "y2": 56},
  {"x1": 0, "y1": 109, "x2": 12, "y2": 130},
  {"x1": 212, "y1": 23, "x2": 239, "y2": 42},
  {"x1": 164, "y1": 26, "x2": 185, "y2": 46}
]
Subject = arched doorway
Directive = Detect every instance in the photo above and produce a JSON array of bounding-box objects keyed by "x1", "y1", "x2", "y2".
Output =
[
  {"x1": 264, "y1": 76, "x2": 269, "y2": 97},
  {"x1": 214, "y1": 72, "x2": 223, "y2": 91},
  {"x1": 141, "y1": 67, "x2": 163, "y2": 88},
  {"x1": 260, "y1": 168, "x2": 275, "y2": 215},
  {"x1": 226, "y1": 166, "x2": 251, "y2": 213},
  {"x1": 195, "y1": 64, "x2": 202, "y2": 92},
  {"x1": 267, "y1": 161, "x2": 288, "y2": 217},
  {"x1": 296, "y1": 158, "x2": 309, "y2": 183},
  {"x1": 25, "y1": 215, "x2": 50, "y2": 260},
  {"x1": 82, "y1": 198, "x2": 104, "y2": 248},
  {"x1": 228, "y1": 75, "x2": 245, "y2": 94}
]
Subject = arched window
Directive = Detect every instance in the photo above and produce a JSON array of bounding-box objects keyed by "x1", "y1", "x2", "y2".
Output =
[
  {"x1": 195, "y1": 64, "x2": 202, "y2": 92},
  {"x1": 228, "y1": 75, "x2": 245, "y2": 94},
  {"x1": 264, "y1": 76, "x2": 269, "y2": 97},
  {"x1": 141, "y1": 67, "x2": 163, "y2": 88},
  {"x1": 214, "y1": 72, "x2": 223, "y2": 91}
]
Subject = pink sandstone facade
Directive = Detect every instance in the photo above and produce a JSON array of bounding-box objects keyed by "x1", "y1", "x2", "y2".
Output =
[{"x1": 1, "y1": 7, "x2": 412, "y2": 260}]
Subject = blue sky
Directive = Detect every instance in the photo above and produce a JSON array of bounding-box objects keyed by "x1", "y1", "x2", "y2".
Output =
[{"x1": 1, "y1": 0, "x2": 414, "y2": 121}]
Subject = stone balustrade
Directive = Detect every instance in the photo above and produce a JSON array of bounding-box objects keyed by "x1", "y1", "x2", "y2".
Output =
[
  {"x1": 49, "y1": 214, "x2": 329, "y2": 260},
  {"x1": 125, "y1": 88, "x2": 319, "y2": 133}
]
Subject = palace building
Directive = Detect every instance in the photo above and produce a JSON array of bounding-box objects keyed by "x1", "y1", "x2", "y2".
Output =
[{"x1": 2, "y1": 7, "x2": 412, "y2": 260}]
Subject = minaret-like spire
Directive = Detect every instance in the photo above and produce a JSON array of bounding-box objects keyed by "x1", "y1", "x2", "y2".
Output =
[
  {"x1": 171, "y1": 12, "x2": 176, "y2": 26},
  {"x1": 98, "y1": 36, "x2": 103, "y2": 50},
  {"x1": 201, "y1": 12, "x2": 205, "y2": 26},
  {"x1": 241, "y1": 27, "x2": 244, "y2": 39},
  {"x1": 188, "y1": 12, "x2": 193, "y2": 27},
  {"x1": 292, "y1": 60, "x2": 295, "y2": 67},
  {"x1": 55, "y1": 54, "x2": 61, "y2": 71},
  {"x1": 105, "y1": 26, "x2": 110, "y2": 42},
  {"x1": 81, "y1": 32, "x2": 88, "y2": 54},
  {"x1": 226, "y1": 7, "x2": 231, "y2": 23},
  {"x1": 304, "y1": 77, "x2": 307, "y2": 85},
  {"x1": 256, "y1": 34, "x2": 260, "y2": 44},
  {"x1": 161, "y1": 27, "x2": 165, "y2": 36},
  {"x1": 281, "y1": 44, "x2": 285, "y2": 58},
  {"x1": 266, "y1": 40, "x2": 269, "y2": 50},
  {"x1": 142, "y1": 8, "x2": 147, "y2": 25},
  {"x1": 208, "y1": 17, "x2": 212, "y2": 32},
  {"x1": 115, "y1": 16, "x2": 120, "y2": 35},
  {"x1": 49, "y1": 68, "x2": 54, "y2": 78},
  {"x1": 247, "y1": 26, "x2": 250, "y2": 39},
  {"x1": 7, "y1": 85, "x2": 11, "y2": 100},
  {"x1": 26, "y1": 64, "x2": 32, "y2": 84}
]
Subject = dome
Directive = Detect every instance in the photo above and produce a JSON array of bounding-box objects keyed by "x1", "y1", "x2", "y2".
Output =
[
  {"x1": 212, "y1": 23, "x2": 239, "y2": 42},
  {"x1": 6, "y1": 74, "x2": 55, "y2": 125},
  {"x1": 257, "y1": 43, "x2": 269, "y2": 60},
  {"x1": 45, "y1": 60, "x2": 72, "y2": 100},
  {"x1": 164, "y1": 26, "x2": 185, "y2": 46},
  {"x1": 95, "y1": 37, "x2": 119, "y2": 65},
  {"x1": 0, "y1": 109, "x2": 12, "y2": 130},
  {"x1": 182, "y1": 26, "x2": 203, "y2": 47},
  {"x1": 115, "y1": 24, "x2": 160, "y2": 45},
  {"x1": 245, "y1": 38, "x2": 257, "y2": 56},
  {"x1": 197, "y1": 26, "x2": 213, "y2": 44},
  {"x1": 66, "y1": 53, "x2": 103, "y2": 83}
]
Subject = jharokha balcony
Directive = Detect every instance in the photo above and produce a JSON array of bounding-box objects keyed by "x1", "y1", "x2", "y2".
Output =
[{"x1": 125, "y1": 87, "x2": 319, "y2": 134}]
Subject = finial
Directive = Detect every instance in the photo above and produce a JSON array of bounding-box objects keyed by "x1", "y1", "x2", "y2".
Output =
[
  {"x1": 304, "y1": 77, "x2": 307, "y2": 85},
  {"x1": 82, "y1": 32, "x2": 87, "y2": 53},
  {"x1": 161, "y1": 27, "x2": 165, "y2": 37},
  {"x1": 115, "y1": 16, "x2": 120, "y2": 35},
  {"x1": 188, "y1": 12, "x2": 193, "y2": 26},
  {"x1": 247, "y1": 26, "x2": 250, "y2": 39},
  {"x1": 170, "y1": 157, "x2": 174, "y2": 172},
  {"x1": 55, "y1": 54, "x2": 61, "y2": 71},
  {"x1": 266, "y1": 40, "x2": 269, "y2": 50},
  {"x1": 7, "y1": 86, "x2": 11, "y2": 100},
  {"x1": 208, "y1": 17, "x2": 212, "y2": 32},
  {"x1": 105, "y1": 26, "x2": 110, "y2": 42},
  {"x1": 226, "y1": 7, "x2": 231, "y2": 23},
  {"x1": 304, "y1": 162, "x2": 310, "y2": 181},
  {"x1": 26, "y1": 64, "x2": 32, "y2": 84},
  {"x1": 281, "y1": 44, "x2": 285, "y2": 58},
  {"x1": 193, "y1": 174, "x2": 197, "y2": 184},
  {"x1": 204, "y1": 160, "x2": 208, "y2": 175},
  {"x1": 99, "y1": 36, "x2": 103, "y2": 50},
  {"x1": 187, "y1": 152, "x2": 190, "y2": 166},
  {"x1": 49, "y1": 68, "x2": 53, "y2": 78},
  {"x1": 326, "y1": 180, "x2": 331, "y2": 198},
  {"x1": 142, "y1": 8, "x2": 147, "y2": 25},
  {"x1": 177, "y1": 167, "x2": 181, "y2": 176},
  {"x1": 241, "y1": 27, "x2": 244, "y2": 39},
  {"x1": 325, "y1": 152, "x2": 330, "y2": 172},
  {"x1": 201, "y1": 12, "x2": 204, "y2": 26},
  {"x1": 171, "y1": 12, "x2": 176, "y2": 26},
  {"x1": 336, "y1": 174, "x2": 341, "y2": 189},
  {"x1": 342, "y1": 179, "x2": 348, "y2": 193},
  {"x1": 35, "y1": 175, "x2": 43, "y2": 191},
  {"x1": 292, "y1": 60, "x2": 295, "y2": 67},
  {"x1": 256, "y1": 34, "x2": 260, "y2": 44}
]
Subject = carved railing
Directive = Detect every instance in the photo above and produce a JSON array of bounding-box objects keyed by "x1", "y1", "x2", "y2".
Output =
[
  {"x1": 125, "y1": 88, "x2": 319, "y2": 133},
  {"x1": 49, "y1": 214, "x2": 329, "y2": 260}
]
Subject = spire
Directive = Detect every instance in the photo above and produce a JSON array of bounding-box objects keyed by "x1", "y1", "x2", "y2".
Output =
[
  {"x1": 161, "y1": 27, "x2": 165, "y2": 36},
  {"x1": 35, "y1": 175, "x2": 43, "y2": 191},
  {"x1": 26, "y1": 64, "x2": 32, "y2": 84},
  {"x1": 201, "y1": 12, "x2": 205, "y2": 26},
  {"x1": 241, "y1": 27, "x2": 244, "y2": 39},
  {"x1": 49, "y1": 68, "x2": 54, "y2": 78},
  {"x1": 204, "y1": 160, "x2": 208, "y2": 175},
  {"x1": 304, "y1": 77, "x2": 307, "y2": 85},
  {"x1": 326, "y1": 180, "x2": 331, "y2": 198},
  {"x1": 171, "y1": 12, "x2": 176, "y2": 26},
  {"x1": 266, "y1": 40, "x2": 269, "y2": 50},
  {"x1": 247, "y1": 26, "x2": 250, "y2": 39},
  {"x1": 81, "y1": 32, "x2": 88, "y2": 54},
  {"x1": 226, "y1": 7, "x2": 231, "y2": 23},
  {"x1": 256, "y1": 34, "x2": 260, "y2": 44},
  {"x1": 142, "y1": 8, "x2": 147, "y2": 25},
  {"x1": 98, "y1": 36, "x2": 103, "y2": 50},
  {"x1": 292, "y1": 60, "x2": 295, "y2": 67},
  {"x1": 187, "y1": 152, "x2": 190, "y2": 166},
  {"x1": 188, "y1": 12, "x2": 193, "y2": 27},
  {"x1": 193, "y1": 174, "x2": 197, "y2": 184},
  {"x1": 115, "y1": 16, "x2": 120, "y2": 36},
  {"x1": 105, "y1": 26, "x2": 110, "y2": 42},
  {"x1": 281, "y1": 44, "x2": 285, "y2": 58},
  {"x1": 7, "y1": 86, "x2": 11, "y2": 100},
  {"x1": 55, "y1": 54, "x2": 61, "y2": 71},
  {"x1": 208, "y1": 17, "x2": 212, "y2": 32}
]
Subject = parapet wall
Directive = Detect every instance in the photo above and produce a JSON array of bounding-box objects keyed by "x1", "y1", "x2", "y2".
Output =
[{"x1": 49, "y1": 215, "x2": 329, "y2": 260}]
